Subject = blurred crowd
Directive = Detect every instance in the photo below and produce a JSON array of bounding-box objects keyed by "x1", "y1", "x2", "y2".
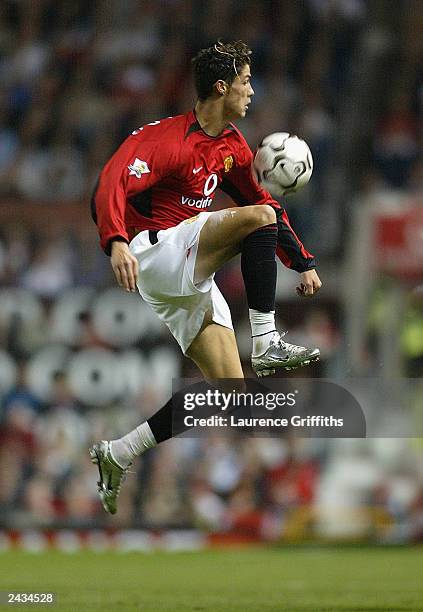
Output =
[
  {"x1": 0, "y1": 1, "x2": 420, "y2": 224},
  {"x1": 0, "y1": 0, "x2": 422, "y2": 539}
]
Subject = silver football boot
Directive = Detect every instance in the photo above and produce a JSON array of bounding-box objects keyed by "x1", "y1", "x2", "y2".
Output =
[
  {"x1": 251, "y1": 331, "x2": 320, "y2": 377},
  {"x1": 89, "y1": 440, "x2": 130, "y2": 515}
]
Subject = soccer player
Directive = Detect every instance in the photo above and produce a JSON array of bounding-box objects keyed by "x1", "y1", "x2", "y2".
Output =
[{"x1": 90, "y1": 41, "x2": 322, "y2": 514}]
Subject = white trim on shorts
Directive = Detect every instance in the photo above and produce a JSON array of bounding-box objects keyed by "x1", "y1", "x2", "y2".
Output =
[{"x1": 129, "y1": 212, "x2": 233, "y2": 354}]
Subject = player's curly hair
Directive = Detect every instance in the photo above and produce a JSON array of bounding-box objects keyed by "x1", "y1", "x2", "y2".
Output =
[{"x1": 192, "y1": 40, "x2": 252, "y2": 101}]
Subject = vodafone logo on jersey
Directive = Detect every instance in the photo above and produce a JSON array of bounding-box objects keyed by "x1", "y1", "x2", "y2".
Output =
[
  {"x1": 181, "y1": 173, "x2": 218, "y2": 209},
  {"x1": 181, "y1": 195, "x2": 213, "y2": 209}
]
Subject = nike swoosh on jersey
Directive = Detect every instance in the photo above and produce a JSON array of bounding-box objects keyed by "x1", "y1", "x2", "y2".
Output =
[{"x1": 192, "y1": 166, "x2": 203, "y2": 174}]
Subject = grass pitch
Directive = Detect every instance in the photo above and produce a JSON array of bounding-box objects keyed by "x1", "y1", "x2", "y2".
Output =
[{"x1": 0, "y1": 546, "x2": 422, "y2": 611}]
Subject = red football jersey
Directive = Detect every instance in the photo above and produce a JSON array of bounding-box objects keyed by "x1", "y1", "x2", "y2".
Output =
[{"x1": 92, "y1": 110, "x2": 315, "y2": 271}]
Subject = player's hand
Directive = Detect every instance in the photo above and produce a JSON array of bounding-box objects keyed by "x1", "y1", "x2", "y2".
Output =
[
  {"x1": 296, "y1": 269, "x2": 322, "y2": 297},
  {"x1": 111, "y1": 241, "x2": 139, "y2": 292}
]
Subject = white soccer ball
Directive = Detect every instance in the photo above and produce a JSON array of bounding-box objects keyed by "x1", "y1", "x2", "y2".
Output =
[{"x1": 253, "y1": 132, "x2": 313, "y2": 197}]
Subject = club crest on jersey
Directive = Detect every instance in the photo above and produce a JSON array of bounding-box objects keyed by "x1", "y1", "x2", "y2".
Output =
[
  {"x1": 128, "y1": 158, "x2": 150, "y2": 178},
  {"x1": 224, "y1": 155, "x2": 233, "y2": 173}
]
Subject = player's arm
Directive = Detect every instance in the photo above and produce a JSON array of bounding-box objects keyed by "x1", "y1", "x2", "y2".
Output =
[
  {"x1": 91, "y1": 141, "x2": 135, "y2": 292},
  {"x1": 108, "y1": 241, "x2": 138, "y2": 293},
  {"x1": 92, "y1": 134, "x2": 169, "y2": 292},
  {"x1": 274, "y1": 206, "x2": 321, "y2": 297}
]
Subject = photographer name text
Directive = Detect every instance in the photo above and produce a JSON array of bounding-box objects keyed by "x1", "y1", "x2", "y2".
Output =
[{"x1": 183, "y1": 415, "x2": 344, "y2": 428}]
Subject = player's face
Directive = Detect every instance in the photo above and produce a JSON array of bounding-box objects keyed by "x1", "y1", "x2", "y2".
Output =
[{"x1": 224, "y1": 64, "x2": 254, "y2": 119}]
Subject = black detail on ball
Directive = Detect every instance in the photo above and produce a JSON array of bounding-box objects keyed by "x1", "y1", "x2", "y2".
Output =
[
  {"x1": 278, "y1": 161, "x2": 307, "y2": 189},
  {"x1": 306, "y1": 153, "x2": 312, "y2": 170},
  {"x1": 258, "y1": 135, "x2": 290, "y2": 152},
  {"x1": 263, "y1": 154, "x2": 286, "y2": 180}
]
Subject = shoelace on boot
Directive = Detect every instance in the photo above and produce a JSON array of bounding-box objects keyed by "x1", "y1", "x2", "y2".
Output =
[{"x1": 273, "y1": 331, "x2": 306, "y2": 356}]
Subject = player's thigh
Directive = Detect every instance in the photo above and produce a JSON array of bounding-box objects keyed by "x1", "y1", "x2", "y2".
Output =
[
  {"x1": 195, "y1": 205, "x2": 276, "y2": 281},
  {"x1": 186, "y1": 312, "x2": 244, "y2": 379}
]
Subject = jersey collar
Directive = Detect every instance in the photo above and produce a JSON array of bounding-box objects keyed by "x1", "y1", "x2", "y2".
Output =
[{"x1": 184, "y1": 109, "x2": 236, "y2": 140}]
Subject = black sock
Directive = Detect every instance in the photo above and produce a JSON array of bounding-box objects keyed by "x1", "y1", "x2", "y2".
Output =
[
  {"x1": 147, "y1": 381, "x2": 209, "y2": 443},
  {"x1": 147, "y1": 398, "x2": 173, "y2": 443},
  {"x1": 241, "y1": 224, "x2": 277, "y2": 312},
  {"x1": 148, "y1": 379, "x2": 279, "y2": 443}
]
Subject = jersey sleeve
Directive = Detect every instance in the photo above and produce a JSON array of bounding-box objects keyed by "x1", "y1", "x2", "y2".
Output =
[
  {"x1": 91, "y1": 134, "x2": 177, "y2": 255},
  {"x1": 220, "y1": 134, "x2": 316, "y2": 273}
]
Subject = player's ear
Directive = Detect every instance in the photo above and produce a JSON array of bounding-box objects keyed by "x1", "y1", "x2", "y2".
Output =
[{"x1": 216, "y1": 80, "x2": 228, "y2": 96}]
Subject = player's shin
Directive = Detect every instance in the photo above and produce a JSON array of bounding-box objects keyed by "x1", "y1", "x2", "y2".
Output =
[
  {"x1": 241, "y1": 224, "x2": 278, "y2": 356},
  {"x1": 110, "y1": 381, "x2": 210, "y2": 467}
]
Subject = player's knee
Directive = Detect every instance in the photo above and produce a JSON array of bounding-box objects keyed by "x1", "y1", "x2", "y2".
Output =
[{"x1": 251, "y1": 204, "x2": 276, "y2": 229}]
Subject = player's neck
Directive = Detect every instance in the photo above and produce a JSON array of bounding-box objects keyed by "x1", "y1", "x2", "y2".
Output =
[{"x1": 194, "y1": 100, "x2": 230, "y2": 137}]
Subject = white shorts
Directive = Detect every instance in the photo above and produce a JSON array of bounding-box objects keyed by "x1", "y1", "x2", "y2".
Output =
[{"x1": 129, "y1": 212, "x2": 233, "y2": 354}]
